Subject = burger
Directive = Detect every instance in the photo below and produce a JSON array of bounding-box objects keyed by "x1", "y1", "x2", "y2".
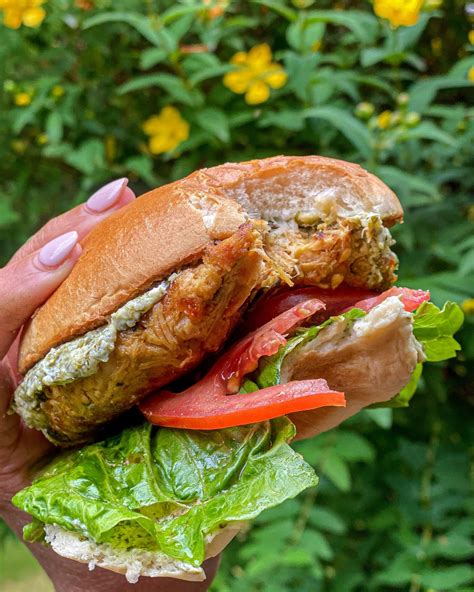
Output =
[{"x1": 11, "y1": 156, "x2": 463, "y2": 582}]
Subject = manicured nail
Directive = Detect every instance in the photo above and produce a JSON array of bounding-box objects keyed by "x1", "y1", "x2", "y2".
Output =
[
  {"x1": 86, "y1": 178, "x2": 128, "y2": 213},
  {"x1": 37, "y1": 231, "x2": 79, "y2": 268}
]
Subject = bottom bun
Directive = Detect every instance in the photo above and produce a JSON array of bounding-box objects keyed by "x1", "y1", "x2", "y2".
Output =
[{"x1": 44, "y1": 522, "x2": 244, "y2": 583}]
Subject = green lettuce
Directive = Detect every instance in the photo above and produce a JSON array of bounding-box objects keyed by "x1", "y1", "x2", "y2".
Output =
[
  {"x1": 412, "y1": 301, "x2": 464, "y2": 362},
  {"x1": 13, "y1": 418, "x2": 317, "y2": 566}
]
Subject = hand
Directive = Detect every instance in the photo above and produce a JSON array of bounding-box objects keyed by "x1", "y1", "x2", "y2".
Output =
[{"x1": 0, "y1": 179, "x2": 219, "y2": 592}]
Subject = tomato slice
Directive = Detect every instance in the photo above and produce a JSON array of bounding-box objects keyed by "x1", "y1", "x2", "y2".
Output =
[
  {"x1": 349, "y1": 287, "x2": 430, "y2": 313},
  {"x1": 240, "y1": 285, "x2": 377, "y2": 333},
  {"x1": 139, "y1": 298, "x2": 345, "y2": 430},
  {"x1": 222, "y1": 298, "x2": 325, "y2": 393},
  {"x1": 140, "y1": 380, "x2": 345, "y2": 430}
]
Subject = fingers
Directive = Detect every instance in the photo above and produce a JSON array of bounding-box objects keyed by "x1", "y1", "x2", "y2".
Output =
[
  {"x1": 9, "y1": 178, "x2": 135, "y2": 265},
  {"x1": 0, "y1": 232, "x2": 82, "y2": 360}
]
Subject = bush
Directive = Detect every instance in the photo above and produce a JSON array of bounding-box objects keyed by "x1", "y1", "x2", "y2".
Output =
[{"x1": 1, "y1": 1, "x2": 473, "y2": 590}]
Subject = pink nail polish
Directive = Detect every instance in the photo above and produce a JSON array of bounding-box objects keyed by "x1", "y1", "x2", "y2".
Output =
[
  {"x1": 37, "y1": 231, "x2": 79, "y2": 268},
  {"x1": 86, "y1": 178, "x2": 128, "y2": 213}
]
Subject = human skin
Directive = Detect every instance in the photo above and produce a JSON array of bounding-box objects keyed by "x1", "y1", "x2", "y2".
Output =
[{"x1": 0, "y1": 179, "x2": 219, "y2": 592}]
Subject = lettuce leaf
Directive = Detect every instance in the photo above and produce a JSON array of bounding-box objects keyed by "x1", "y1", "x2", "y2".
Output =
[
  {"x1": 13, "y1": 418, "x2": 317, "y2": 566},
  {"x1": 412, "y1": 301, "x2": 464, "y2": 362}
]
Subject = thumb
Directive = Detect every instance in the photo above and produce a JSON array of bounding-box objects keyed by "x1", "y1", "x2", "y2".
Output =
[{"x1": 0, "y1": 231, "x2": 82, "y2": 361}]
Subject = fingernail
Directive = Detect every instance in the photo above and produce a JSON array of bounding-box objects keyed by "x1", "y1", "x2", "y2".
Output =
[
  {"x1": 37, "y1": 231, "x2": 79, "y2": 268},
  {"x1": 86, "y1": 178, "x2": 128, "y2": 213}
]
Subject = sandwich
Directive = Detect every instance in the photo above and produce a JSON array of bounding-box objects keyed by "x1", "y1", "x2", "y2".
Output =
[{"x1": 11, "y1": 156, "x2": 463, "y2": 582}]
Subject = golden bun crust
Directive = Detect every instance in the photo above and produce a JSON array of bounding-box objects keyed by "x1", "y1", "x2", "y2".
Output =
[
  {"x1": 19, "y1": 155, "x2": 402, "y2": 373},
  {"x1": 19, "y1": 181, "x2": 247, "y2": 373}
]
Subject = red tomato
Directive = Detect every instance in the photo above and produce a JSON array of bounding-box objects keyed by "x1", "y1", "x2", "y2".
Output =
[
  {"x1": 240, "y1": 285, "x2": 377, "y2": 333},
  {"x1": 349, "y1": 287, "x2": 430, "y2": 313},
  {"x1": 140, "y1": 380, "x2": 345, "y2": 430}
]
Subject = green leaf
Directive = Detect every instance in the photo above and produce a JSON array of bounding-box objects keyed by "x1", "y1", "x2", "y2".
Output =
[
  {"x1": 124, "y1": 155, "x2": 159, "y2": 187},
  {"x1": 323, "y1": 452, "x2": 351, "y2": 492},
  {"x1": 160, "y1": 5, "x2": 203, "y2": 26},
  {"x1": 258, "y1": 109, "x2": 306, "y2": 131},
  {"x1": 303, "y1": 106, "x2": 372, "y2": 159},
  {"x1": 305, "y1": 10, "x2": 378, "y2": 44},
  {"x1": 332, "y1": 431, "x2": 375, "y2": 463},
  {"x1": 13, "y1": 419, "x2": 317, "y2": 567},
  {"x1": 117, "y1": 74, "x2": 201, "y2": 106},
  {"x1": 188, "y1": 64, "x2": 233, "y2": 86},
  {"x1": 300, "y1": 530, "x2": 333, "y2": 560},
  {"x1": 376, "y1": 165, "x2": 440, "y2": 206},
  {"x1": 0, "y1": 198, "x2": 20, "y2": 227},
  {"x1": 413, "y1": 301, "x2": 464, "y2": 362},
  {"x1": 408, "y1": 77, "x2": 472, "y2": 112},
  {"x1": 427, "y1": 533, "x2": 474, "y2": 560},
  {"x1": 309, "y1": 507, "x2": 347, "y2": 534},
  {"x1": 286, "y1": 19, "x2": 325, "y2": 53},
  {"x1": 45, "y1": 111, "x2": 63, "y2": 145},
  {"x1": 365, "y1": 408, "x2": 393, "y2": 429},
  {"x1": 82, "y1": 12, "x2": 172, "y2": 50},
  {"x1": 403, "y1": 121, "x2": 457, "y2": 147},
  {"x1": 63, "y1": 139, "x2": 105, "y2": 175},
  {"x1": 140, "y1": 48, "x2": 168, "y2": 70},
  {"x1": 194, "y1": 108, "x2": 230, "y2": 143},
  {"x1": 251, "y1": 0, "x2": 297, "y2": 21},
  {"x1": 420, "y1": 566, "x2": 474, "y2": 590}
]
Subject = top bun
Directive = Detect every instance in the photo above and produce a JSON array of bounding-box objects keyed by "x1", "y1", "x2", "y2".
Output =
[{"x1": 19, "y1": 155, "x2": 402, "y2": 373}]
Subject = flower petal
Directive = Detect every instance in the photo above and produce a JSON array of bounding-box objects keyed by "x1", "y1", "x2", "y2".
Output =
[
  {"x1": 3, "y1": 9, "x2": 23, "y2": 29},
  {"x1": 264, "y1": 67, "x2": 288, "y2": 89},
  {"x1": 245, "y1": 80, "x2": 270, "y2": 105},
  {"x1": 230, "y1": 51, "x2": 248, "y2": 66},
  {"x1": 224, "y1": 70, "x2": 252, "y2": 94},
  {"x1": 247, "y1": 43, "x2": 272, "y2": 69},
  {"x1": 149, "y1": 134, "x2": 176, "y2": 155},
  {"x1": 142, "y1": 115, "x2": 163, "y2": 136},
  {"x1": 23, "y1": 7, "x2": 46, "y2": 27}
]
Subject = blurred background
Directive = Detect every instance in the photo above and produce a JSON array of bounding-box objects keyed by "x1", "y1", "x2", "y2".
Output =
[{"x1": 0, "y1": 1, "x2": 473, "y2": 591}]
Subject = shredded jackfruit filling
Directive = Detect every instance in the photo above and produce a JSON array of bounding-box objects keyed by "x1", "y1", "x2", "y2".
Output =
[{"x1": 263, "y1": 214, "x2": 397, "y2": 290}]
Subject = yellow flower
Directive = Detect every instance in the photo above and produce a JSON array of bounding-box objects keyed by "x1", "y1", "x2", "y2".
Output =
[
  {"x1": 469, "y1": 30, "x2": 474, "y2": 45},
  {"x1": 376, "y1": 110, "x2": 392, "y2": 129},
  {"x1": 142, "y1": 106, "x2": 190, "y2": 155},
  {"x1": 51, "y1": 85, "x2": 65, "y2": 98},
  {"x1": 14, "y1": 91, "x2": 32, "y2": 106},
  {"x1": 223, "y1": 43, "x2": 288, "y2": 105},
  {"x1": 37, "y1": 133, "x2": 48, "y2": 145},
  {"x1": 461, "y1": 299, "x2": 474, "y2": 315},
  {"x1": 0, "y1": 0, "x2": 46, "y2": 29},
  {"x1": 373, "y1": 0, "x2": 423, "y2": 28},
  {"x1": 468, "y1": 66, "x2": 474, "y2": 83}
]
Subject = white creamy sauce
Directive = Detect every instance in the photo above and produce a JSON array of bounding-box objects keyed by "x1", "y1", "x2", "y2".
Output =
[{"x1": 14, "y1": 279, "x2": 172, "y2": 426}]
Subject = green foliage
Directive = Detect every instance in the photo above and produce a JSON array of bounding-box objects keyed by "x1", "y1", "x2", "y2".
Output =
[{"x1": 0, "y1": 0, "x2": 473, "y2": 590}]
